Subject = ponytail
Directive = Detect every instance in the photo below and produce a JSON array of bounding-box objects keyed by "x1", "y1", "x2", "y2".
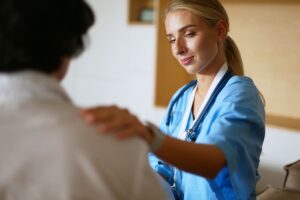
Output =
[
  {"x1": 225, "y1": 36, "x2": 265, "y2": 105},
  {"x1": 224, "y1": 36, "x2": 244, "y2": 76}
]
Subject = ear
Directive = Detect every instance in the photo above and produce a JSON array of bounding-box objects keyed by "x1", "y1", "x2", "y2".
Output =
[
  {"x1": 215, "y1": 20, "x2": 228, "y2": 42},
  {"x1": 52, "y1": 57, "x2": 71, "y2": 81}
]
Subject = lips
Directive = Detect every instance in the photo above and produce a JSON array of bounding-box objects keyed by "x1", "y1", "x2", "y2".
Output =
[{"x1": 180, "y1": 56, "x2": 194, "y2": 65}]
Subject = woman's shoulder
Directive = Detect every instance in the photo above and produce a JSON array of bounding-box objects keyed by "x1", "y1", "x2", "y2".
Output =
[
  {"x1": 225, "y1": 75, "x2": 258, "y2": 94},
  {"x1": 219, "y1": 75, "x2": 261, "y2": 103},
  {"x1": 228, "y1": 75, "x2": 255, "y2": 87}
]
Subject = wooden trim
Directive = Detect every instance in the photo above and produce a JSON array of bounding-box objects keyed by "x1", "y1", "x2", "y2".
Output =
[
  {"x1": 221, "y1": 0, "x2": 300, "y2": 4},
  {"x1": 266, "y1": 114, "x2": 300, "y2": 131},
  {"x1": 128, "y1": 0, "x2": 155, "y2": 25},
  {"x1": 128, "y1": 21, "x2": 153, "y2": 25}
]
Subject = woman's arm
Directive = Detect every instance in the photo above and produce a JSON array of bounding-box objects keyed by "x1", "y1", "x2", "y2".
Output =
[
  {"x1": 156, "y1": 135, "x2": 226, "y2": 179},
  {"x1": 81, "y1": 106, "x2": 226, "y2": 179}
]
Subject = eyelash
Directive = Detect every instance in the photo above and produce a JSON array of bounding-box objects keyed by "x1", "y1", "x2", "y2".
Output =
[
  {"x1": 168, "y1": 32, "x2": 195, "y2": 44},
  {"x1": 169, "y1": 39, "x2": 175, "y2": 44},
  {"x1": 185, "y1": 32, "x2": 195, "y2": 38}
]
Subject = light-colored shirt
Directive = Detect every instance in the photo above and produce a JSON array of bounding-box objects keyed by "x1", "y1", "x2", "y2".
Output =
[{"x1": 0, "y1": 71, "x2": 167, "y2": 200}]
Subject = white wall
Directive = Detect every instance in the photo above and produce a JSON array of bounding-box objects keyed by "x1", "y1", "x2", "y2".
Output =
[
  {"x1": 62, "y1": 0, "x2": 164, "y2": 123},
  {"x1": 257, "y1": 126, "x2": 300, "y2": 191},
  {"x1": 62, "y1": 0, "x2": 300, "y2": 192}
]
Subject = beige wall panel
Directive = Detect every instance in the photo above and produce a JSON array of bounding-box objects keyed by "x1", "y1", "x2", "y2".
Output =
[
  {"x1": 155, "y1": 0, "x2": 300, "y2": 129},
  {"x1": 222, "y1": 1, "x2": 300, "y2": 120}
]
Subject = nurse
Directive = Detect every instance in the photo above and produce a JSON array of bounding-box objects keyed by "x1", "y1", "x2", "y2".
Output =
[{"x1": 82, "y1": 0, "x2": 265, "y2": 199}]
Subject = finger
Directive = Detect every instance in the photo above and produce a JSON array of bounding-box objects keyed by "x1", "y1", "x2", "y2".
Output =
[
  {"x1": 117, "y1": 126, "x2": 152, "y2": 143},
  {"x1": 100, "y1": 116, "x2": 133, "y2": 132},
  {"x1": 94, "y1": 107, "x2": 133, "y2": 129},
  {"x1": 81, "y1": 106, "x2": 119, "y2": 123},
  {"x1": 116, "y1": 127, "x2": 139, "y2": 140},
  {"x1": 80, "y1": 111, "x2": 96, "y2": 123},
  {"x1": 81, "y1": 105, "x2": 112, "y2": 113}
]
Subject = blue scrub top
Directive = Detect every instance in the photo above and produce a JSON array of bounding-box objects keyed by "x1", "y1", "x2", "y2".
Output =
[{"x1": 149, "y1": 76, "x2": 265, "y2": 200}]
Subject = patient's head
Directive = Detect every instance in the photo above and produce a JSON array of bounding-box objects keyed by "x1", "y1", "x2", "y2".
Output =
[{"x1": 0, "y1": 0, "x2": 95, "y2": 79}]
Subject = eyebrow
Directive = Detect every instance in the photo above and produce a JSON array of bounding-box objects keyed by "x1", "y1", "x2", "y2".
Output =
[{"x1": 166, "y1": 24, "x2": 197, "y2": 37}]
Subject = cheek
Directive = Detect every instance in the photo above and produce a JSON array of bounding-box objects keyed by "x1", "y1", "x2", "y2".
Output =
[
  {"x1": 171, "y1": 45, "x2": 179, "y2": 59},
  {"x1": 194, "y1": 35, "x2": 217, "y2": 58}
]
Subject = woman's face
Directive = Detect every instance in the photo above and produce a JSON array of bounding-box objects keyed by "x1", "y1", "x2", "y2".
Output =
[{"x1": 165, "y1": 10, "x2": 220, "y2": 74}]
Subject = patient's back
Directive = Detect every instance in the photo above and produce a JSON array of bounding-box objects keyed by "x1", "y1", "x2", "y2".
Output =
[{"x1": 0, "y1": 74, "x2": 166, "y2": 200}]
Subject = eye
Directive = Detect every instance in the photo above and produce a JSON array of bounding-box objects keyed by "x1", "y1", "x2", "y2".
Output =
[
  {"x1": 168, "y1": 38, "x2": 176, "y2": 44},
  {"x1": 185, "y1": 32, "x2": 195, "y2": 38}
]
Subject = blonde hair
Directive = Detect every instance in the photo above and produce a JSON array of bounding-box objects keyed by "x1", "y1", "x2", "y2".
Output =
[{"x1": 165, "y1": 0, "x2": 244, "y2": 76}]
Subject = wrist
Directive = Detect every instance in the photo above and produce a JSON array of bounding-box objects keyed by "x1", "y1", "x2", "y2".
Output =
[{"x1": 145, "y1": 122, "x2": 165, "y2": 153}]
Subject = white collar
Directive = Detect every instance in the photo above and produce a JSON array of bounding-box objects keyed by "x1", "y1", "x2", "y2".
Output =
[
  {"x1": 0, "y1": 70, "x2": 70, "y2": 105},
  {"x1": 177, "y1": 63, "x2": 228, "y2": 140}
]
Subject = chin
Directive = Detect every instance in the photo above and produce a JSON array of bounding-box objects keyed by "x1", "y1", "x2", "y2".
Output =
[{"x1": 183, "y1": 65, "x2": 203, "y2": 75}]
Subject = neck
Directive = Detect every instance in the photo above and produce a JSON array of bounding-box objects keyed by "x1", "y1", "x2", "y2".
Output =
[
  {"x1": 195, "y1": 52, "x2": 226, "y2": 96},
  {"x1": 52, "y1": 57, "x2": 70, "y2": 81}
]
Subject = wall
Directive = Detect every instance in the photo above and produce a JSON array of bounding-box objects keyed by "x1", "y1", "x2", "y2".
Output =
[
  {"x1": 62, "y1": 0, "x2": 300, "y2": 192},
  {"x1": 257, "y1": 126, "x2": 300, "y2": 191},
  {"x1": 62, "y1": 0, "x2": 161, "y2": 122},
  {"x1": 223, "y1": 1, "x2": 300, "y2": 129}
]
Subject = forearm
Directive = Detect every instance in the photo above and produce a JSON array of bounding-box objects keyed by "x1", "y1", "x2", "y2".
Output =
[
  {"x1": 81, "y1": 106, "x2": 226, "y2": 179},
  {"x1": 155, "y1": 135, "x2": 226, "y2": 179}
]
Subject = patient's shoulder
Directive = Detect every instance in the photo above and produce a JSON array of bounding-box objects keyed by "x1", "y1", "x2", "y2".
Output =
[{"x1": 38, "y1": 102, "x2": 152, "y2": 198}]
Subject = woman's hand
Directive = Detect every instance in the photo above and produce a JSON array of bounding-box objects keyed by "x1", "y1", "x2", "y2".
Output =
[{"x1": 81, "y1": 105, "x2": 154, "y2": 143}]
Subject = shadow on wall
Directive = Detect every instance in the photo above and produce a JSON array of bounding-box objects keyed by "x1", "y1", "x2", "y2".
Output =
[{"x1": 257, "y1": 164, "x2": 286, "y2": 193}]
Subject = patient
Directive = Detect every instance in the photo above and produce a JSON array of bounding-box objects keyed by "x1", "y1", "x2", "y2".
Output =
[{"x1": 0, "y1": 0, "x2": 167, "y2": 199}]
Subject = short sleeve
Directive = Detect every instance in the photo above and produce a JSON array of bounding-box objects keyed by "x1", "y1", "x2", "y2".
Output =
[{"x1": 199, "y1": 76, "x2": 265, "y2": 199}]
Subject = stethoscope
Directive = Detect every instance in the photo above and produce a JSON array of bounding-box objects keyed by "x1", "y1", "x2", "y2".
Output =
[
  {"x1": 165, "y1": 71, "x2": 233, "y2": 142},
  {"x1": 158, "y1": 70, "x2": 233, "y2": 200}
]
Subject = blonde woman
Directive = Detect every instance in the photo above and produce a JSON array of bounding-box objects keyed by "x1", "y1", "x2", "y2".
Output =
[{"x1": 82, "y1": 0, "x2": 265, "y2": 199}]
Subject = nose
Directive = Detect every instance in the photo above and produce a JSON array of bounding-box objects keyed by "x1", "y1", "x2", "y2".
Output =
[{"x1": 174, "y1": 38, "x2": 187, "y2": 56}]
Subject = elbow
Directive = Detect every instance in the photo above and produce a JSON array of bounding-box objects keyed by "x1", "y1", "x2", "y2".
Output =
[
  {"x1": 206, "y1": 168, "x2": 221, "y2": 180},
  {"x1": 192, "y1": 162, "x2": 225, "y2": 180},
  {"x1": 204, "y1": 159, "x2": 226, "y2": 180}
]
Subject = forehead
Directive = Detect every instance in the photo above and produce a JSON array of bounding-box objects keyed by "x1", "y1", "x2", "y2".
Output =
[{"x1": 165, "y1": 9, "x2": 205, "y2": 33}]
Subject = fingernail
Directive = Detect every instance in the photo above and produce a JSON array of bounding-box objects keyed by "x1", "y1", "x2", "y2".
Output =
[{"x1": 85, "y1": 114, "x2": 95, "y2": 123}]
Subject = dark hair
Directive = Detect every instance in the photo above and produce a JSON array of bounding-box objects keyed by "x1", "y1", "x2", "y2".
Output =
[{"x1": 0, "y1": 0, "x2": 95, "y2": 73}]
